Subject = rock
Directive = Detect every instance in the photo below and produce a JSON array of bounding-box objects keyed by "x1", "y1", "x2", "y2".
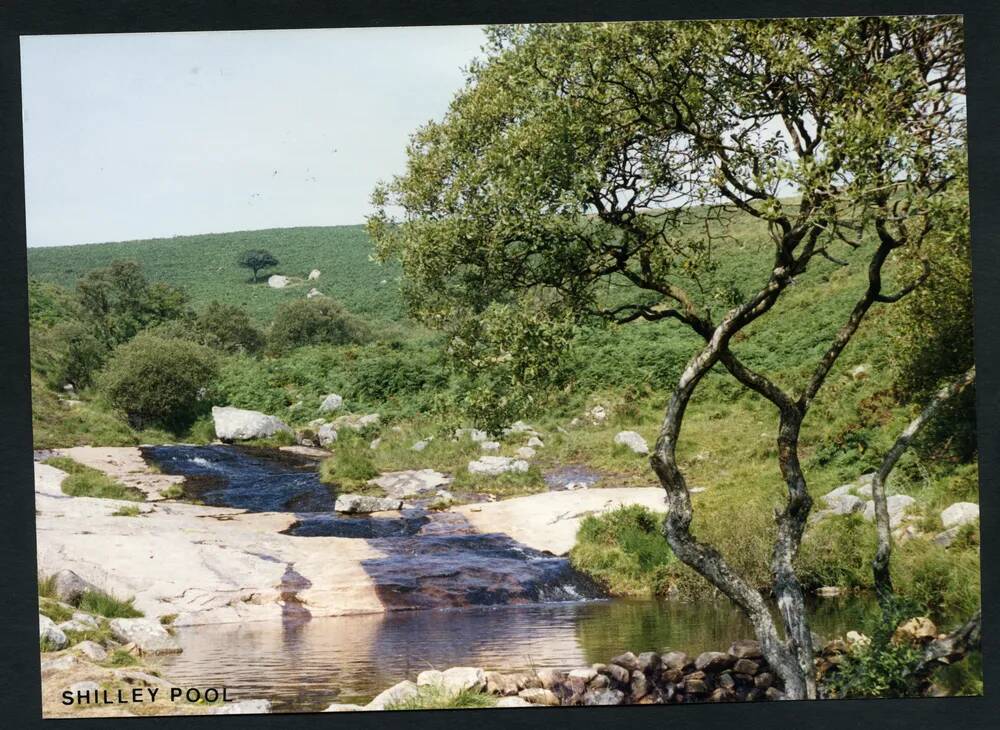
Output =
[
  {"x1": 614, "y1": 431, "x2": 649, "y2": 455},
  {"x1": 603, "y1": 663, "x2": 630, "y2": 685},
  {"x1": 113, "y1": 668, "x2": 176, "y2": 688},
  {"x1": 369, "y1": 438, "x2": 382, "y2": 450},
  {"x1": 733, "y1": 658, "x2": 759, "y2": 675},
  {"x1": 685, "y1": 678, "x2": 709, "y2": 695},
  {"x1": 319, "y1": 394, "x2": 343, "y2": 413},
  {"x1": 332, "y1": 413, "x2": 381, "y2": 431},
  {"x1": 893, "y1": 617, "x2": 938, "y2": 645},
  {"x1": 68, "y1": 681, "x2": 101, "y2": 695},
  {"x1": 323, "y1": 703, "x2": 364, "y2": 712},
  {"x1": 486, "y1": 671, "x2": 521, "y2": 696},
  {"x1": 455, "y1": 428, "x2": 489, "y2": 443},
  {"x1": 754, "y1": 673, "x2": 773, "y2": 689},
  {"x1": 584, "y1": 688, "x2": 624, "y2": 705},
  {"x1": 516, "y1": 447, "x2": 536, "y2": 459},
  {"x1": 366, "y1": 680, "x2": 419, "y2": 710},
  {"x1": 851, "y1": 363, "x2": 870, "y2": 380},
  {"x1": 317, "y1": 423, "x2": 338, "y2": 446},
  {"x1": 856, "y1": 483, "x2": 873, "y2": 499},
  {"x1": 108, "y1": 618, "x2": 181, "y2": 655},
  {"x1": 467, "y1": 456, "x2": 529, "y2": 476},
  {"x1": 568, "y1": 668, "x2": 598, "y2": 682},
  {"x1": 368, "y1": 470, "x2": 450, "y2": 499},
  {"x1": 39, "y1": 614, "x2": 68, "y2": 650},
  {"x1": 764, "y1": 687, "x2": 785, "y2": 701},
  {"x1": 846, "y1": 631, "x2": 871, "y2": 652},
  {"x1": 518, "y1": 688, "x2": 560, "y2": 706},
  {"x1": 661, "y1": 651, "x2": 688, "y2": 670},
  {"x1": 208, "y1": 699, "x2": 272, "y2": 714},
  {"x1": 941, "y1": 502, "x2": 979, "y2": 529},
  {"x1": 267, "y1": 275, "x2": 289, "y2": 288},
  {"x1": 710, "y1": 687, "x2": 736, "y2": 702},
  {"x1": 637, "y1": 652, "x2": 661, "y2": 674},
  {"x1": 535, "y1": 668, "x2": 564, "y2": 689},
  {"x1": 417, "y1": 667, "x2": 486, "y2": 695},
  {"x1": 58, "y1": 619, "x2": 97, "y2": 633},
  {"x1": 333, "y1": 494, "x2": 402, "y2": 514},
  {"x1": 505, "y1": 421, "x2": 536, "y2": 435},
  {"x1": 308, "y1": 269, "x2": 321, "y2": 280},
  {"x1": 73, "y1": 640, "x2": 107, "y2": 661},
  {"x1": 212, "y1": 406, "x2": 293, "y2": 442},
  {"x1": 411, "y1": 440, "x2": 429, "y2": 452},
  {"x1": 610, "y1": 651, "x2": 639, "y2": 672},
  {"x1": 495, "y1": 696, "x2": 537, "y2": 708},
  {"x1": 307, "y1": 288, "x2": 324, "y2": 299},
  {"x1": 728, "y1": 639, "x2": 762, "y2": 659},
  {"x1": 51, "y1": 569, "x2": 97, "y2": 605},
  {"x1": 480, "y1": 441, "x2": 501, "y2": 452},
  {"x1": 822, "y1": 493, "x2": 865, "y2": 515},
  {"x1": 695, "y1": 651, "x2": 734, "y2": 672},
  {"x1": 816, "y1": 586, "x2": 843, "y2": 597},
  {"x1": 862, "y1": 494, "x2": 916, "y2": 528},
  {"x1": 527, "y1": 437, "x2": 544, "y2": 448},
  {"x1": 933, "y1": 526, "x2": 962, "y2": 547},
  {"x1": 588, "y1": 406, "x2": 608, "y2": 424},
  {"x1": 630, "y1": 670, "x2": 650, "y2": 699},
  {"x1": 40, "y1": 655, "x2": 78, "y2": 674}
]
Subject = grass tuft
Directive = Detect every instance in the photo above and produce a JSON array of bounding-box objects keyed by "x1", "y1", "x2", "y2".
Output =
[
  {"x1": 43, "y1": 456, "x2": 145, "y2": 501},
  {"x1": 386, "y1": 686, "x2": 497, "y2": 710}
]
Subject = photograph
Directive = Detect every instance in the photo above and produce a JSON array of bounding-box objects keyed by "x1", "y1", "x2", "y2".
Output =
[{"x1": 21, "y1": 14, "x2": 982, "y2": 719}]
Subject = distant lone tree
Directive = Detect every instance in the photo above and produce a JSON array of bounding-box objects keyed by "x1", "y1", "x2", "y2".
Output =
[{"x1": 237, "y1": 249, "x2": 279, "y2": 282}]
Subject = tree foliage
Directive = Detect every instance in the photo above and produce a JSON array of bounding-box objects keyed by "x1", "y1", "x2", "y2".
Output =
[
  {"x1": 237, "y1": 249, "x2": 279, "y2": 282},
  {"x1": 267, "y1": 297, "x2": 370, "y2": 352}
]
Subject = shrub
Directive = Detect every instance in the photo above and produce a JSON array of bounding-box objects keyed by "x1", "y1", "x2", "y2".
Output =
[
  {"x1": 44, "y1": 456, "x2": 144, "y2": 501},
  {"x1": 318, "y1": 441, "x2": 378, "y2": 489},
  {"x1": 45, "y1": 321, "x2": 109, "y2": 389},
  {"x1": 570, "y1": 505, "x2": 675, "y2": 596},
  {"x1": 797, "y1": 514, "x2": 878, "y2": 591},
  {"x1": 99, "y1": 334, "x2": 218, "y2": 431},
  {"x1": 194, "y1": 301, "x2": 264, "y2": 354},
  {"x1": 267, "y1": 298, "x2": 370, "y2": 352}
]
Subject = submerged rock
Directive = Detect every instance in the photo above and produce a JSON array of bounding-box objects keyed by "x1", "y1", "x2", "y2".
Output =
[{"x1": 212, "y1": 406, "x2": 293, "y2": 442}]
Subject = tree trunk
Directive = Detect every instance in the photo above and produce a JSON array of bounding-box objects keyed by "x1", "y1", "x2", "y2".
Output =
[
  {"x1": 871, "y1": 366, "x2": 976, "y2": 604},
  {"x1": 913, "y1": 610, "x2": 981, "y2": 694}
]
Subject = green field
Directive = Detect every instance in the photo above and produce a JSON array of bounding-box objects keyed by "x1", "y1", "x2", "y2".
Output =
[{"x1": 27, "y1": 226, "x2": 405, "y2": 325}]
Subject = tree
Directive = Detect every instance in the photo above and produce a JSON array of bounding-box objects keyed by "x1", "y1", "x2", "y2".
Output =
[
  {"x1": 100, "y1": 334, "x2": 218, "y2": 431},
  {"x1": 370, "y1": 18, "x2": 966, "y2": 698},
  {"x1": 195, "y1": 301, "x2": 264, "y2": 354},
  {"x1": 267, "y1": 297, "x2": 369, "y2": 352},
  {"x1": 237, "y1": 249, "x2": 279, "y2": 282}
]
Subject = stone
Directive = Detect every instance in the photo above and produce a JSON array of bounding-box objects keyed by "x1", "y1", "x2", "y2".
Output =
[
  {"x1": 331, "y1": 413, "x2": 381, "y2": 431},
  {"x1": 941, "y1": 502, "x2": 979, "y2": 529},
  {"x1": 108, "y1": 618, "x2": 181, "y2": 655},
  {"x1": 495, "y1": 696, "x2": 537, "y2": 708},
  {"x1": 505, "y1": 421, "x2": 537, "y2": 435},
  {"x1": 630, "y1": 670, "x2": 650, "y2": 699},
  {"x1": 846, "y1": 631, "x2": 871, "y2": 652},
  {"x1": 68, "y1": 681, "x2": 100, "y2": 695},
  {"x1": 637, "y1": 652, "x2": 661, "y2": 674},
  {"x1": 454, "y1": 428, "x2": 489, "y2": 442},
  {"x1": 764, "y1": 687, "x2": 785, "y2": 701},
  {"x1": 718, "y1": 672, "x2": 736, "y2": 690},
  {"x1": 733, "y1": 658, "x2": 759, "y2": 675},
  {"x1": 660, "y1": 668, "x2": 684, "y2": 684},
  {"x1": 933, "y1": 526, "x2": 962, "y2": 547},
  {"x1": 614, "y1": 431, "x2": 649, "y2": 454},
  {"x1": 323, "y1": 703, "x2": 364, "y2": 712},
  {"x1": 754, "y1": 673, "x2": 773, "y2": 689},
  {"x1": 728, "y1": 639, "x2": 762, "y2": 659},
  {"x1": 535, "y1": 668, "x2": 564, "y2": 689},
  {"x1": 516, "y1": 447, "x2": 536, "y2": 459},
  {"x1": 685, "y1": 678, "x2": 709, "y2": 695},
  {"x1": 73, "y1": 640, "x2": 107, "y2": 661},
  {"x1": 486, "y1": 671, "x2": 521, "y2": 696},
  {"x1": 695, "y1": 651, "x2": 734, "y2": 672},
  {"x1": 467, "y1": 456, "x2": 529, "y2": 476},
  {"x1": 208, "y1": 699, "x2": 272, "y2": 714},
  {"x1": 661, "y1": 650, "x2": 688, "y2": 670},
  {"x1": 851, "y1": 363, "x2": 870, "y2": 380},
  {"x1": 308, "y1": 269, "x2": 321, "y2": 280},
  {"x1": 417, "y1": 667, "x2": 486, "y2": 695},
  {"x1": 610, "y1": 651, "x2": 639, "y2": 672},
  {"x1": 588, "y1": 674, "x2": 610, "y2": 690},
  {"x1": 823, "y1": 493, "x2": 865, "y2": 515},
  {"x1": 40, "y1": 655, "x2": 78, "y2": 674},
  {"x1": 333, "y1": 494, "x2": 402, "y2": 514},
  {"x1": 58, "y1": 619, "x2": 97, "y2": 633},
  {"x1": 588, "y1": 406, "x2": 608, "y2": 424},
  {"x1": 212, "y1": 406, "x2": 293, "y2": 442},
  {"x1": 816, "y1": 586, "x2": 843, "y2": 597},
  {"x1": 893, "y1": 617, "x2": 938, "y2": 645},
  {"x1": 527, "y1": 437, "x2": 544, "y2": 448},
  {"x1": 856, "y1": 483, "x2": 874, "y2": 499},
  {"x1": 368, "y1": 470, "x2": 450, "y2": 499},
  {"x1": 862, "y1": 494, "x2": 916, "y2": 528},
  {"x1": 710, "y1": 687, "x2": 735, "y2": 702},
  {"x1": 481, "y1": 441, "x2": 501, "y2": 452},
  {"x1": 39, "y1": 614, "x2": 68, "y2": 650},
  {"x1": 307, "y1": 288, "x2": 324, "y2": 299},
  {"x1": 603, "y1": 663, "x2": 630, "y2": 685},
  {"x1": 366, "y1": 680, "x2": 419, "y2": 710},
  {"x1": 319, "y1": 394, "x2": 343, "y2": 413},
  {"x1": 317, "y1": 423, "x2": 338, "y2": 446},
  {"x1": 369, "y1": 438, "x2": 382, "y2": 450},
  {"x1": 411, "y1": 440, "x2": 429, "y2": 452},
  {"x1": 518, "y1": 688, "x2": 560, "y2": 706},
  {"x1": 584, "y1": 688, "x2": 624, "y2": 705},
  {"x1": 568, "y1": 667, "x2": 597, "y2": 682},
  {"x1": 51, "y1": 569, "x2": 97, "y2": 605},
  {"x1": 267, "y1": 274, "x2": 289, "y2": 288}
]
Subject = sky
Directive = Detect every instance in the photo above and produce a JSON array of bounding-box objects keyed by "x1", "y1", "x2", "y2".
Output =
[{"x1": 20, "y1": 25, "x2": 487, "y2": 247}]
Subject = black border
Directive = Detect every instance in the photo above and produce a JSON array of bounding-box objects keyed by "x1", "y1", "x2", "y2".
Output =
[{"x1": 1, "y1": 2, "x2": 997, "y2": 728}]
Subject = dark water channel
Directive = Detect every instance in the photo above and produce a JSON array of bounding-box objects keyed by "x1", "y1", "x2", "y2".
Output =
[{"x1": 144, "y1": 445, "x2": 887, "y2": 712}]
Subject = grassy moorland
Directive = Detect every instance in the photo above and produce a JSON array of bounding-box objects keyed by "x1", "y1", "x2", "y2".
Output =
[{"x1": 26, "y1": 213, "x2": 980, "y2": 620}]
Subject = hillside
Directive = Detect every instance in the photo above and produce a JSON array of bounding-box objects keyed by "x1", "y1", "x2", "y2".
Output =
[{"x1": 27, "y1": 226, "x2": 404, "y2": 325}]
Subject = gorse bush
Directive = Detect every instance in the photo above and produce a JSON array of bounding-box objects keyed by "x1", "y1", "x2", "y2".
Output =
[
  {"x1": 267, "y1": 297, "x2": 370, "y2": 352},
  {"x1": 100, "y1": 334, "x2": 218, "y2": 431}
]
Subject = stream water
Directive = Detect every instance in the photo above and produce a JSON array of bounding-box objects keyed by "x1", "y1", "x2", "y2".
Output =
[{"x1": 143, "y1": 444, "x2": 881, "y2": 712}]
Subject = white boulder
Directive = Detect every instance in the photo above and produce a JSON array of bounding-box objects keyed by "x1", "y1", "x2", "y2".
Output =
[
  {"x1": 319, "y1": 393, "x2": 343, "y2": 413},
  {"x1": 614, "y1": 431, "x2": 649, "y2": 455},
  {"x1": 108, "y1": 618, "x2": 182, "y2": 655},
  {"x1": 481, "y1": 441, "x2": 501, "y2": 452},
  {"x1": 267, "y1": 275, "x2": 289, "y2": 289},
  {"x1": 317, "y1": 423, "x2": 338, "y2": 447},
  {"x1": 527, "y1": 436, "x2": 544, "y2": 448},
  {"x1": 332, "y1": 413, "x2": 381, "y2": 431},
  {"x1": 334, "y1": 494, "x2": 403, "y2": 514},
  {"x1": 588, "y1": 406, "x2": 608, "y2": 424},
  {"x1": 212, "y1": 406, "x2": 293, "y2": 441},
  {"x1": 941, "y1": 502, "x2": 979, "y2": 529},
  {"x1": 417, "y1": 667, "x2": 487, "y2": 696},
  {"x1": 516, "y1": 447, "x2": 536, "y2": 459},
  {"x1": 862, "y1": 494, "x2": 916, "y2": 528},
  {"x1": 368, "y1": 470, "x2": 450, "y2": 498},
  {"x1": 308, "y1": 269, "x2": 321, "y2": 280},
  {"x1": 307, "y1": 288, "x2": 324, "y2": 299},
  {"x1": 468, "y1": 456, "x2": 530, "y2": 476},
  {"x1": 366, "y1": 680, "x2": 419, "y2": 711},
  {"x1": 39, "y1": 614, "x2": 68, "y2": 650}
]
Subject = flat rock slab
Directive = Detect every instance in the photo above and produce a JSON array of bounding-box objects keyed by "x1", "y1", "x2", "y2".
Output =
[
  {"x1": 108, "y1": 618, "x2": 182, "y2": 655},
  {"x1": 451, "y1": 487, "x2": 668, "y2": 555},
  {"x1": 368, "y1": 469, "x2": 451, "y2": 498},
  {"x1": 53, "y1": 446, "x2": 185, "y2": 501}
]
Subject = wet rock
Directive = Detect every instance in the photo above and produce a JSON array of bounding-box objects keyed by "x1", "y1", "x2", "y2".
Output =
[
  {"x1": 584, "y1": 688, "x2": 624, "y2": 705},
  {"x1": 319, "y1": 394, "x2": 343, "y2": 413},
  {"x1": 73, "y1": 640, "x2": 107, "y2": 661},
  {"x1": 467, "y1": 456, "x2": 529, "y2": 476},
  {"x1": 333, "y1": 494, "x2": 402, "y2": 514},
  {"x1": 108, "y1": 618, "x2": 181, "y2": 655},
  {"x1": 495, "y1": 696, "x2": 537, "y2": 708},
  {"x1": 212, "y1": 406, "x2": 293, "y2": 441},
  {"x1": 728, "y1": 639, "x2": 762, "y2": 659},
  {"x1": 518, "y1": 688, "x2": 560, "y2": 706},
  {"x1": 208, "y1": 699, "x2": 272, "y2": 714},
  {"x1": 39, "y1": 614, "x2": 68, "y2": 650},
  {"x1": 51, "y1": 569, "x2": 97, "y2": 605},
  {"x1": 614, "y1": 431, "x2": 649, "y2": 455},
  {"x1": 941, "y1": 502, "x2": 979, "y2": 529},
  {"x1": 366, "y1": 680, "x2": 419, "y2": 710},
  {"x1": 695, "y1": 651, "x2": 734, "y2": 672},
  {"x1": 862, "y1": 494, "x2": 916, "y2": 528}
]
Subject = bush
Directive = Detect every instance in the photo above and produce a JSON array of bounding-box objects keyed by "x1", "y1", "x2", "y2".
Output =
[
  {"x1": 100, "y1": 334, "x2": 218, "y2": 432},
  {"x1": 268, "y1": 297, "x2": 370, "y2": 352},
  {"x1": 44, "y1": 456, "x2": 145, "y2": 501},
  {"x1": 797, "y1": 513, "x2": 878, "y2": 591},
  {"x1": 318, "y1": 441, "x2": 379, "y2": 489},
  {"x1": 194, "y1": 301, "x2": 264, "y2": 354},
  {"x1": 49, "y1": 321, "x2": 109, "y2": 389},
  {"x1": 570, "y1": 505, "x2": 675, "y2": 596}
]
